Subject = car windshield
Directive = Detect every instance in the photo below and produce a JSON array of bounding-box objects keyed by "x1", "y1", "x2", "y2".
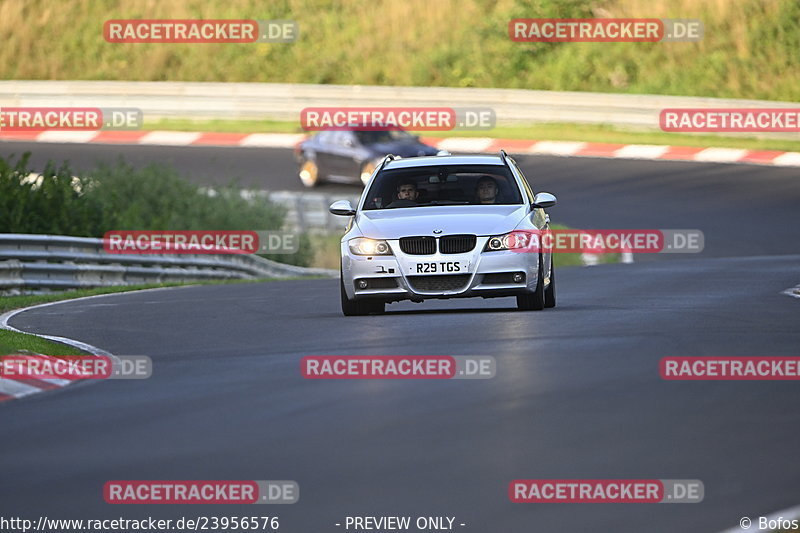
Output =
[
  {"x1": 355, "y1": 130, "x2": 416, "y2": 144},
  {"x1": 362, "y1": 164, "x2": 523, "y2": 210}
]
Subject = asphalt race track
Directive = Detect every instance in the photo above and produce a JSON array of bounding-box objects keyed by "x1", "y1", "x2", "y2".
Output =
[{"x1": 1, "y1": 139, "x2": 799, "y2": 533}]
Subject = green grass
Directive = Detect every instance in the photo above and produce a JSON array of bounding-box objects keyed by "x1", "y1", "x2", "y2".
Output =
[
  {"x1": 2, "y1": 0, "x2": 798, "y2": 101},
  {"x1": 148, "y1": 118, "x2": 301, "y2": 134},
  {"x1": 0, "y1": 329, "x2": 88, "y2": 356},
  {"x1": 149, "y1": 117, "x2": 800, "y2": 153}
]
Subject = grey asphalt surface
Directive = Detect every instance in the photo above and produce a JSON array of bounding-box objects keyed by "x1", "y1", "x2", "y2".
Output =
[{"x1": 1, "y1": 140, "x2": 799, "y2": 532}]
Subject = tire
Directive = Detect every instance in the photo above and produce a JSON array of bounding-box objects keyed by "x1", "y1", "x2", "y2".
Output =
[
  {"x1": 299, "y1": 158, "x2": 320, "y2": 188},
  {"x1": 544, "y1": 254, "x2": 556, "y2": 308},
  {"x1": 340, "y1": 272, "x2": 385, "y2": 316},
  {"x1": 517, "y1": 253, "x2": 545, "y2": 311}
]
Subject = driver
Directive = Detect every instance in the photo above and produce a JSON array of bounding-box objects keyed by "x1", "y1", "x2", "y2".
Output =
[
  {"x1": 387, "y1": 180, "x2": 421, "y2": 208},
  {"x1": 475, "y1": 175, "x2": 499, "y2": 204},
  {"x1": 397, "y1": 180, "x2": 419, "y2": 201}
]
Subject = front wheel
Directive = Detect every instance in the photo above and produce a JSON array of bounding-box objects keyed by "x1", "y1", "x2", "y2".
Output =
[
  {"x1": 341, "y1": 273, "x2": 385, "y2": 316},
  {"x1": 517, "y1": 253, "x2": 545, "y2": 311},
  {"x1": 299, "y1": 158, "x2": 320, "y2": 188}
]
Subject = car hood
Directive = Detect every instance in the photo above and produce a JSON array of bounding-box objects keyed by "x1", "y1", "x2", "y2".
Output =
[
  {"x1": 369, "y1": 141, "x2": 437, "y2": 158},
  {"x1": 355, "y1": 205, "x2": 527, "y2": 239}
]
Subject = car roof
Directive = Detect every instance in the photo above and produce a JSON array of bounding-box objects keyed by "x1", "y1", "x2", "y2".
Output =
[{"x1": 383, "y1": 154, "x2": 505, "y2": 170}]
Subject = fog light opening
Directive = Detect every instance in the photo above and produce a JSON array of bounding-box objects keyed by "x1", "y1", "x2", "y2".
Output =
[{"x1": 512, "y1": 273, "x2": 525, "y2": 283}]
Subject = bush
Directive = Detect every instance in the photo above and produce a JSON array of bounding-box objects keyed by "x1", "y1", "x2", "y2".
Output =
[{"x1": 0, "y1": 152, "x2": 314, "y2": 266}]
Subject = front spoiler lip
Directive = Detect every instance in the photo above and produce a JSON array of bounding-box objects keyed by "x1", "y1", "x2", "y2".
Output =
[
  {"x1": 353, "y1": 285, "x2": 533, "y2": 302},
  {"x1": 350, "y1": 269, "x2": 534, "y2": 301}
]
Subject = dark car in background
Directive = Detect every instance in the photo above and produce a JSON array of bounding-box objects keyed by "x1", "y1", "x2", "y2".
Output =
[{"x1": 295, "y1": 129, "x2": 439, "y2": 187}]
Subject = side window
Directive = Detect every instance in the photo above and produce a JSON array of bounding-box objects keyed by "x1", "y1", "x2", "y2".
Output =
[{"x1": 335, "y1": 131, "x2": 356, "y2": 147}]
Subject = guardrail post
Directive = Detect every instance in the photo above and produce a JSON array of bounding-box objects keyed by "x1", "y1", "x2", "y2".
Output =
[{"x1": 294, "y1": 195, "x2": 307, "y2": 234}]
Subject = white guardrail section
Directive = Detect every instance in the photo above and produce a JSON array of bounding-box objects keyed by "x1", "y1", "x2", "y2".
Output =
[
  {"x1": 0, "y1": 233, "x2": 336, "y2": 293},
  {"x1": 1, "y1": 81, "x2": 798, "y2": 135}
]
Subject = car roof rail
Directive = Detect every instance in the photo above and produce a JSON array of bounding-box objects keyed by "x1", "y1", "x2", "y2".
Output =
[
  {"x1": 500, "y1": 148, "x2": 520, "y2": 170},
  {"x1": 378, "y1": 154, "x2": 396, "y2": 171}
]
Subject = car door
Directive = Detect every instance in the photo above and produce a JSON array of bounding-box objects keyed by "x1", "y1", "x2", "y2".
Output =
[
  {"x1": 322, "y1": 131, "x2": 362, "y2": 182},
  {"x1": 309, "y1": 131, "x2": 335, "y2": 178},
  {"x1": 512, "y1": 159, "x2": 553, "y2": 280}
]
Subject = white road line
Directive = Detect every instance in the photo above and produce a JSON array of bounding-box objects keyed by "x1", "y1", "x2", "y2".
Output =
[
  {"x1": 693, "y1": 147, "x2": 749, "y2": 162},
  {"x1": 614, "y1": 144, "x2": 670, "y2": 159},
  {"x1": 0, "y1": 379, "x2": 43, "y2": 398},
  {"x1": 781, "y1": 284, "x2": 800, "y2": 299},
  {"x1": 240, "y1": 133, "x2": 306, "y2": 147},
  {"x1": 138, "y1": 131, "x2": 201, "y2": 145},
  {"x1": 39, "y1": 377, "x2": 74, "y2": 386},
  {"x1": 35, "y1": 131, "x2": 100, "y2": 143},
  {"x1": 434, "y1": 137, "x2": 495, "y2": 153},
  {"x1": 772, "y1": 152, "x2": 800, "y2": 166},
  {"x1": 527, "y1": 141, "x2": 586, "y2": 156}
]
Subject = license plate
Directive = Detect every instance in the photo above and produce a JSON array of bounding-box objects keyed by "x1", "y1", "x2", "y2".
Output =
[{"x1": 411, "y1": 261, "x2": 469, "y2": 274}]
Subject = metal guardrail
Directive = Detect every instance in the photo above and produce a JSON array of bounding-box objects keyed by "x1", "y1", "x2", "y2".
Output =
[
  {"x1": 265, "y1": 190, "x2": 359, "y2": 233},
  {"x1": 0, "y1": 233, "x2": 336, "y2": 293},
  {"x1": 204, "y1": 188, "x2": 359, "y2": 233},
  {"x1": 1, "y1": 80, "x2": 798, "y2": 136}
]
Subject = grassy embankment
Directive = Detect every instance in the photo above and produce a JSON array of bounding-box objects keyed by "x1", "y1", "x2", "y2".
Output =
[{"x1": 1, "y1": 0, "x2": 798, "y2": 149}]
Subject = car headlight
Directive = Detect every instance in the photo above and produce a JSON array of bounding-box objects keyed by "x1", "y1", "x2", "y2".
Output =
[
  {"x1": 348, "y1": 237, "x2": 393, "y2": 256},
  {"x1": 484, "y1": 231, "x2": 537, "y2": 252}
]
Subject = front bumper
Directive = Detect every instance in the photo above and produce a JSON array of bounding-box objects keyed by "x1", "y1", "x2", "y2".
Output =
[{"x1": 341, "y1": 237, "x2": 540, "y2": 302}]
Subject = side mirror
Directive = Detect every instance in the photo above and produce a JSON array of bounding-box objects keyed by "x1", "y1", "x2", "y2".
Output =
[
  {"x1": 329, "y1": 200, "x2": 356, "y2": 216},
  {"x1": 343, "y1": 138, "x2": 355, "y2": 148},
  {"x1": 532, "y1": 192, "x2": 557, "y2": 209}
]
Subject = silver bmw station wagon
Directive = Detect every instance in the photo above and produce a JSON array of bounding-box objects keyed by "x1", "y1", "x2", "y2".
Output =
[{"x1": 330, "y1": 151, "x2": 557, "y2": 315}]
